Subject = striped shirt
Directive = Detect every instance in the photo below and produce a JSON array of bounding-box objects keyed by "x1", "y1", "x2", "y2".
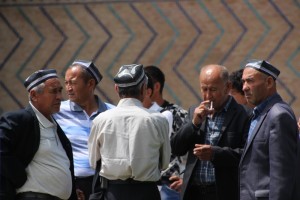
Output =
[{"x1": 54, "y1": 96, "x2": 114, "y2": 177}]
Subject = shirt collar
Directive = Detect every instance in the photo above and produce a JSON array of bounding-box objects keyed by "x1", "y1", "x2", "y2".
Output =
[
  {"x1": 29, "y1": 101, "x2": 56, "y2": 128},
  {"x1": 218, "y1": 96, "x2": 232, "y2": 113},
  {"x1": 69, "y1": 95, "x2": 107, "y2": 113},
  {"x1": 117, "y1": 98, "x2": 143, "y2": 107},
  {"x1": 223, "y1": 96, "x2": 232, "y2": 112},
  {"x1": 252, "y1": 93, "x2": 277, "y2": 119}
]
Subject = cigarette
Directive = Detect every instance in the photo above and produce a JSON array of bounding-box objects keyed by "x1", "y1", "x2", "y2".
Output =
[{"x1": 210, "y1": 101, "x2": 213, "y2": 110}]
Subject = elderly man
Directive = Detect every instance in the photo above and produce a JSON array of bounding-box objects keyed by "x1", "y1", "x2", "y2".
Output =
[
  {"x1": 88, "y1": 64, "x2": 171, "y2": 200},
  {"x1": 239, "y1": 60, "x2": 300, "y2": 200},
  {"x1": 54, "y1": 60, "x2": 114, "y2": 199},
  {"x1": 171, "y1": 64, "x2": 249, "y2": 200},
  {"x1": 0, "y1": 69, "x2": 76, "y2": 200}
]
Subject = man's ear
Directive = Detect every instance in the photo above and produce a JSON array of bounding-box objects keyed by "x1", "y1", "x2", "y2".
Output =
[
  {"x1": 266, "y1": 76, "x2": 275, "y2": 88},
  {"x1": 114, "y1": 84, "x2": 119, "y2": 93},
  {"x1": 88, "y1": 79, "x2": 96, "y2": 89},
  {"x1": 30, "y1": 90, "x2": 38, "y2": 102},
  {"x1": 153, "y1": 82, "x2": 161, "y2": 93},
  {"x1": 224, "y1": 81, "x2": 231, "y2": 94}
]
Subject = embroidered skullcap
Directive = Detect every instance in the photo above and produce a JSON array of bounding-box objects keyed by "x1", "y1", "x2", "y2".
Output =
[
  {"x1": 245, "y1": 60, "x2": 280, "y2": 80},
  {"x1": 114, "y1": 64, "x2": 146, "y2": 87},
  {"x1": 72, "y1": 60, "x2": 103, "y2": 84},
  {"x1": 24, "y1": 69, "x2": 58, "y2": 92}
]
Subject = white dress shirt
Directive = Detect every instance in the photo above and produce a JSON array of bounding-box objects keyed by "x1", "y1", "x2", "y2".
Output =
[{"x1": 88, "y1": 98, "x2": 171, "y2": 182}]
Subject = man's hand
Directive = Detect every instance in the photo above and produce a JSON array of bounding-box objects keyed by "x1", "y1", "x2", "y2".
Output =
[
  {"x1": 76, "y1": 189, "x2": 85, "y2": 200},
  {"x1": 193, "y1": 144, "x2": 213, "y2": 161},
  {"x1": 169, "y1": 176, "x2": 182, "y2": 192},
  {"x1": 192, "y1": 100, "x2": 214, "y2": 126}
]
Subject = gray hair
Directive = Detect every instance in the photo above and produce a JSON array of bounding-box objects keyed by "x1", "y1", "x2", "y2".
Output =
[{"x1": 28, "y1": 82, "x2": 45, "y2": 101}]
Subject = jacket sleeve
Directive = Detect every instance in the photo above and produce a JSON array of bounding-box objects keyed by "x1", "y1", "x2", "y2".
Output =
[
  {"x1": 171, "y1": 106, "x2": 199, "y2": 156},
  {"x1": 0, "y1": 112, "x2": 29, "y2": 199},
  {"x1": 268, "y1": 104, "x2": 298, "y2": 200}
]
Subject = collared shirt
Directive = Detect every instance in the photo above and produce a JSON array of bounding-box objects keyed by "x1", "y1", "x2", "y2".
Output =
[
  {"x1": 194, "y1": 97, "x2": 232, "y2": 185},
  {"x1": 17, "y1": 102, "x2": 72, "y2": 200},
  {"x1": 247, "y1": 94, "x2": 277, "y2": 142},
  {"x1": 54, "y1": 96, "x2": 114, "y2": 177},
  {"x1": 88, "y1": 98, "x2": 171, "y2": 182}
]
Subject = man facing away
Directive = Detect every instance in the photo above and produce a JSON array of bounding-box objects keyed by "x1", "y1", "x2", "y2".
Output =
[
  {"x1": 54, "y1": 60, "x2": 114, "y2": 199},
  {"x1": 171, "y1": 64, "x2": 249, "y2": 200},
  {"x1": 239, "y1": 60, "x2": 300, "y2": 200},
  {"x1": 88, "y1": 64, "x2": 171, "y2": 200},
  {"x1": 0, "y1": 69, "x2": 76, "y2": 200}
]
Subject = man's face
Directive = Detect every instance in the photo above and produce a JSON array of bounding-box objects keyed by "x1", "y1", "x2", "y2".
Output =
[
  {"x1": 32, "y1": 78, "x2": 63, "y2": 117},
  {"x1": 65, "y1": 66, "x2": 92, "y2": 105},
  {"x1": 242, "y1": 67, "x2": 268, "y2": 106},
  {"x1": 200, "y1": 68, "x2": 230, "y2": 111}
]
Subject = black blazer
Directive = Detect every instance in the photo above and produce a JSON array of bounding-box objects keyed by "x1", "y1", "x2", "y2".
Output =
[
  {"x1": 0, "y1": 106, "x2": 77, "y2": 200},
  {"x1": 171, "y1": 97, "x2": 249, "y2": 200}
]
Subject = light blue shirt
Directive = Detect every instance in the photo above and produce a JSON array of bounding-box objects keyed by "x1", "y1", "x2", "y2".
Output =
[
  {"x1": 247, "y1": 94, "x2": 277, "y2": 142},
  {"x1": 54, "y1": 96, "x2": 114, "y2": 177}
]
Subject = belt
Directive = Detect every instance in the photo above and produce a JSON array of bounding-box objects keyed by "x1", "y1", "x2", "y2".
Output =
[
  {"x1": 108, "y1": 178, "x2": 155, "y2": 185},
  {"x1": 75, "y1": 175, "x2": 93, "y2": 180},
  {"x1": 16, "y1": 192, "x2": 62, "y2": 200}
]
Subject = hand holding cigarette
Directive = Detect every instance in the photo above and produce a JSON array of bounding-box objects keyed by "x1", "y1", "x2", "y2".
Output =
[{"x1": 192, "y1": 100, "x2": 214, "y2": 126}]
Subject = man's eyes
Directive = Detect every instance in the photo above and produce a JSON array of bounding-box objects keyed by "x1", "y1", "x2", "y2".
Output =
[{"x1": 49, "y1": 88, "x2": 63, "y2": 94}]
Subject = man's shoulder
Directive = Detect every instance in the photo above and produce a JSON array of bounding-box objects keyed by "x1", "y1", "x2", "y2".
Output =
[
  {"x1": 0, "y1": 107, "x2": 35, "y2": 126},
  {"x1": 162, "y1": 103, "x2": 187, "y2": 115},
  {"x1": 103, "y1": 102, "x2": 115, "y2": 110},
  {"x1": 59, "y1": 100, "x2": 72, "y2": 111}
]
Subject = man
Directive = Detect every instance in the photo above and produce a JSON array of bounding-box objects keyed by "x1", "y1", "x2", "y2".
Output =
[
  {"x1": 239, "y1": 60, "x2": 300, "y2": 200},
  {"x1": 0, "y1": 69, "x2": 76, "y2": 200},
  {"x1": 171, "y1": 64, "x2": 249, "y2": 200},
  {"x1": 54, "y1": 60, "x2": 114, "y2": 199},
  {"x1": 229, "y1": 68, "x2": 253, "y2": 115},
  {"x1": 142, "y1": 72, "x2": 173, "y2": 138},
  {"x1": 88, "y1": 64, "x2": 171, "y2": 200},
  {"x1": 144, "y1": 66, "x2": 187, "y2": 200},
  {"x1": 144, "y1": 65, "x2": 187, "y2": 137},
  {"x1": 229, "y1": 69, "x2": 248, "y2": 106}
]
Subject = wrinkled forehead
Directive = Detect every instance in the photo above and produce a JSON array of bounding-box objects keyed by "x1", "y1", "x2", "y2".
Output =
[
  {"x1": 243, "y1": 67, "x2": 265, "y2": 79},
  {"x1": 44, "y1": 78, "x2": 62, "y2": 87}
]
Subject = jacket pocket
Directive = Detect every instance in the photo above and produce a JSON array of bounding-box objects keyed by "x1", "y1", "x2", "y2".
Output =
[{"x1": 255, "y1": 189, "x2": 269, "y2": 199}]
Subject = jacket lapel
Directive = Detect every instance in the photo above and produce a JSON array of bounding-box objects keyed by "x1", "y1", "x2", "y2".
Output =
[{"x1": 240, "y1": 94, "x2": 282, "y2": 161}]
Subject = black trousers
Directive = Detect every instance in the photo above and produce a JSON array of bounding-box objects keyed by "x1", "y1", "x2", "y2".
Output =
[
  {"x1": 16, "y1": 192, "x2": 62, "y2": 200},
  {"x1": 186, "y1": 184, "x2": 217, "y2": 200},
  {"x1": 105, "y1": 180, "x2": 160, "y2": 200},
  {"x1": 75, "y1": 175, "x2": 93, "y2": 199}
]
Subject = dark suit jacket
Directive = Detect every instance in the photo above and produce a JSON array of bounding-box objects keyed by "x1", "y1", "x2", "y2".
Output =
[
  {"x1": 171, "y1": 97, "x2": 249, "y2": 200},
  {"x1": 0, "y1": 106, "x2": 77, "y2": 200},
  {"x1": 239, "y1": 93, "x2": 300, "y2": 200}
]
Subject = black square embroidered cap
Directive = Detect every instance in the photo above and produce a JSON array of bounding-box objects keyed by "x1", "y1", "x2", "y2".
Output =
[
  {"x1": 24, "y1": 69, "x2": 58, "y2": 92},
  {"x1": 114, "y1": 64, "x2": 146, "y2": 87},
  {"x1": 245, "y1": 60, "x2": 280, "y2": 80},
  {"x1": 72, "y1": 60, "x2": 103, "y2": 84}
]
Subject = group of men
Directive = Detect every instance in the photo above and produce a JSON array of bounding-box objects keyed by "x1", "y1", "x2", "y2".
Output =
[{"x1": 0, "y1": 59, "x2": 300, "y2": 200}]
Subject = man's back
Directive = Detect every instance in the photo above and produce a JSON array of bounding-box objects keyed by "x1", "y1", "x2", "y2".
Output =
[{"x1": 89, "y1": 98, "x2": 171, "y2": 182}]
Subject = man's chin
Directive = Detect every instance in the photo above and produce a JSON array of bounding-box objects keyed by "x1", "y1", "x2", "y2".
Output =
[{"x1": 68, "y1": 95, "x2": 76, "y2": 101}]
